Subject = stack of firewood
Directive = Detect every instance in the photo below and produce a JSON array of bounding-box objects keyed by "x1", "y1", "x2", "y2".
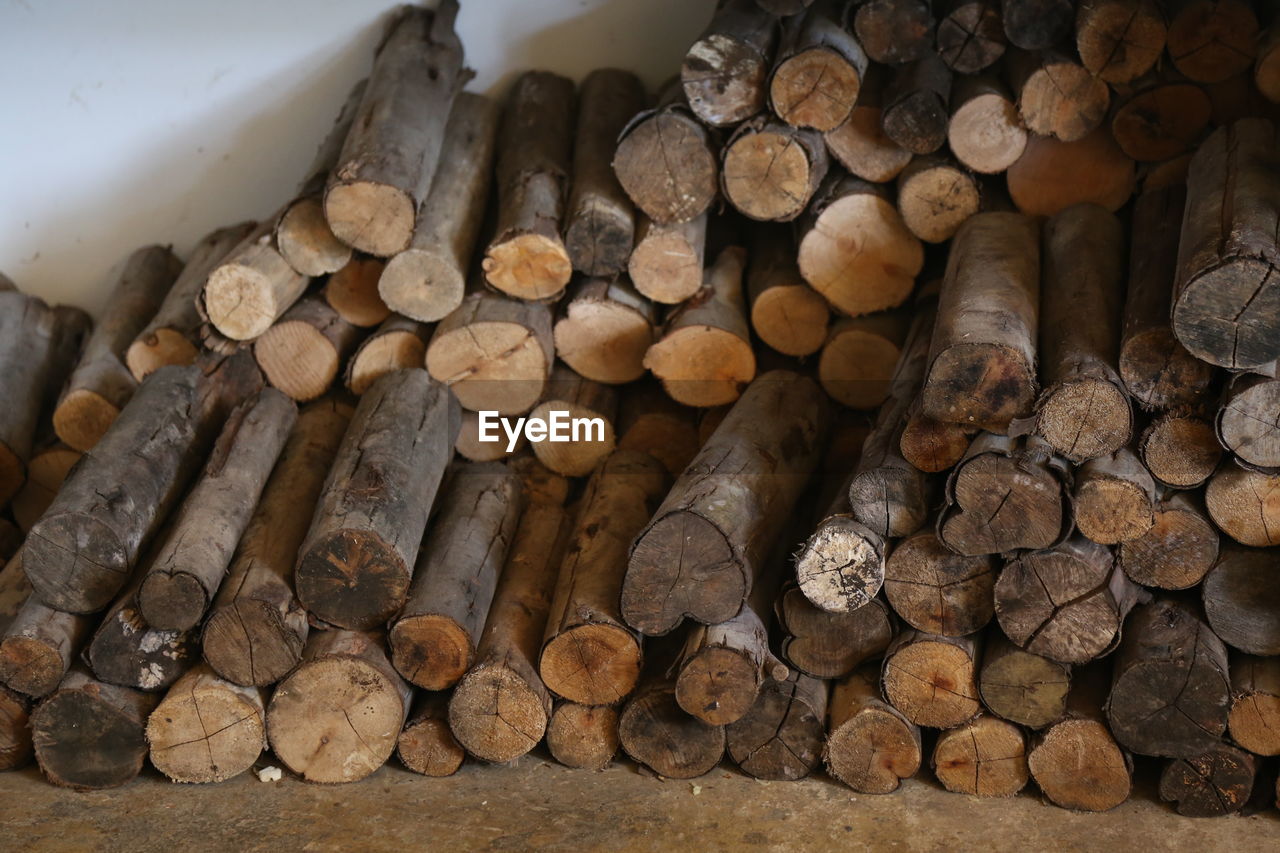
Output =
[{"x1": 1, "y1": 0, "x2": 1279, "y2": 818}]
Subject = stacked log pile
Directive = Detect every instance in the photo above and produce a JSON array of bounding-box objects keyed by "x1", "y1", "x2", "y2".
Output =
[{"x1": 2, "y1": 0, "x2": 1280, "y2": 818}]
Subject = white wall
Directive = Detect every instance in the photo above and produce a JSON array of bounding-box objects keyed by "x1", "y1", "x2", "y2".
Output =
[{"x1": 0, "y1": 0, "x2": 711, "y2": 315}]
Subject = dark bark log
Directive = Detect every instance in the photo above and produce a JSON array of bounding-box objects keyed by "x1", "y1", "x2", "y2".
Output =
[
  {"x1": 682, "y1": 0, "x2": 779, "y2": 127},
  {"x1": 1000, "y1": 0, "x2": 1074, "y2": 50},
  {"x1": 1160, "y1": 743, "x2": 1257, "y2": 817},
  {"x1": 881, "y1": 629, "x2": 982, "y2": 728},
  {"x1": 1202, "y1": 543, "x2": 1280, "y2": 656},
  {"x1": 624, "y1": 370, "x2": 828, "y2": 635},
  {"x1": 932, "y1": 714, "x2": 1029, "y2": 797},
  {"x1": 202, "y1": 398, "x2": 351, "y2": 687},
  {"x1": 324, "y1": 2, "x2": 466, "y2": 257},
  {"x1": 389, "y1": 462, "x2": 522, "y2": 689},
  {"x1": 777, "y1": 585, "x2": 894, "y2": 679},
  {"x1": 0, "y1": 591, "x2": 92, "y2": 699},
  {"x1": 881, "y1": 53, "x2": 952, "y2": 154},
  {"x1": 884, "y1": 528, "x2": 996, "y2": 636},
  {"x1": 725, "y1": 672, "x2": 826, "y2": 781},
  {"x1": 0, "y1": 684, "x2": 31, "y2": 771},
  {"x1": 979, "y1": 629, "x2": 1070, "y2": 729},
  {"x1": 825, "y1": 664, "x2": 921, "y2": 793},
  {"x1": 853, "y1": 0, "x2": 936, "y2": 65},
  {"x1": 145, "y1": 663, "x2": 266, "y2": 783},
  {"x1": 563, "y1": 69, "x2": 644, "y2": 277},
  {"x1": 86, "y1": 566, "x2": 199, "y2": 692},
  {"x1": 296, "y1": 369, "x2": 459, "y2": 629}
]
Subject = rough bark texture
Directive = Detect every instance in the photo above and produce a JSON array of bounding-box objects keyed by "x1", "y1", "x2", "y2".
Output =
[
  {"x1": 721, "y1": 117, "x2": 828, "y2": 221},
  {"x1": 378, "y1": 93, "x2": 499, "y2": 323},
  {"x1": 296, "y1": 369, "x2": 459, "y2": 630},
  {"x1": 932, "y1": 714, "x2": 1029, "y2": 797},
  {"x1": 547, "y1": 702, "x2": 620, "y2": 770},
  {"x1": 825, "y1": 664, "x2": 922, "y2": 794},
  {"x1": 30, "y1": 665, "x2": 158, "y2": 790},
  {"x1": 1159, "y1": 743, "x2": 1257, "y2": 817},
  {"x1": 266, "y1": 629, "x2": 411, "y2": 784},
  {"x1": 563, "y1": 69, "x2": 644, "y2": 277},
  {"x1": 0, "y1": 590, "x2": 93, "y2": 699},
  {"x1": 1202, "y1": 543, "x2": 1280, "y2": 656},
  {"x1": 769, "y1": 0, "x2": 868, "y2": 131},
  {"x1": 202, "y1": 398, "x2": 351, "y2": 687},
  {"x1": 542, "y1": 451, "x2": 667, "y2": 705},
  {"x1": 481, "y1": 71, "x2": 575, "y2": 301},
  {"x1": 324, "y1": 3, "x2": 466, "y2": 257},
  {"x1": 922, "y1": 212, "x2": 1040, "y2": 432},
  {"x1": 682, "y1": 0, "x2": 779, "y2": 127},
  {"x1": 344, "y1": 314, "x2": 431, "y2": 396},
  {"x1": 1172, "y1": 119, "x2": 1280, "y2": 370},
  {"x1": 389, "y1": 462, "x2": 522, "y2": 690},
  {"x1": 253, "y1": 295, "x2": 365, "y2": 403},
  {"x1": 881, "y1": 629, "x2": 982, "y2": 728},
  {"x1": 554, "y1": 276, "x2": 657, "y2": 385},
  {"x1": 725, "y1": 673, "x2": 826, "y2": 781},
  {"x1": 139, "y1": 389, "x2": 296, "y2": 631},
  {"x1": 1118, "y1": 490, "x2": 1220, "y2": 590},
  {"x1": 884, "y1": 528, "x2": 996, "y2": 636},
  {"x1": 777, "y1": 586, "x2": 894, "y2": 679},
  {"x1": 1106, "y1": 598, "x2": 1230, "y2": 758},
  {"x1": 979, "y1": 629, "x2": 1071, "y2": 729},
  {"x1": 54, "y1": 245, "x2": 182, "y2": 452},
  {"x1": 145, "y1": 663, "x2": 266, "y2": 783},
  {"x1": 397, "y1": 691, "x2": 465, "y2": 777},
  {"x1": 624, "y1": 370, "x2": 828, "y2": 635}
]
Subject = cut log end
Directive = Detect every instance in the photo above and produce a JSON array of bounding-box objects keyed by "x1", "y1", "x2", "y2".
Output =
[
  {"x1": 147, "y1": 685, "x2": 264, "y2": 783},
  {"x1": 1037, "y1": 379, "x2": 1130, "y2": 461},
  {"x1": 723, "y1": 129, "x2": 822, "y2": 221},
  {"x1": 825, "y1": 706, "x2": 921, "y2": 794},
  {"x1": 325, "y1": 257, "x2": 389, "y2": 328},
  {"x1": 751, "y1": 284, "x2": 828, "y2": 358},
  {"x1": 348, "y1": 330, "x2": 427, "y2": 396},
  {"x1": 389, "y1": 614, "x2": 474, "y2": 691},
  {"x1": 899, "y1": 415, "x2": 970, "y2": 473},
  {"x1": 818, "y1": 327, "x2": 902, "y2": 410},
  {"x1": 1029, "y1": 718, "x2": 1132, "y2": 812},
  {"x1": 897, "y1": 161, "x2": 981, "y2": 243},
  {"x1": 379, "y1": 249, "x2": 467, "y2": 324},
  {"x1": 277, "y1": 197, "x2": 353, "y2": 277},
  {"x1": 1159, "y1": 745, "x2": 1257, "y2": 817},
  {"x1": 771, "y1": 50, "x2": 861, "y2": 132},
  {"x1": 426, "y1": 321, "x2": 549, "y2": 416},
  {"x1": 883, "y1": 640, "x2": 980, "y2": 728},
  {"x1": 948, "y1": 92, "x2": 1027, "y2": 174},
  {"x1": 125, "y1": 329, "x2": 201, "y2": 383},
  {"x1": 397, "y1": 716, "x2": 465, "y2": 777},
  {"x1": 52, "y1": 388, "x2": 120, "y2": 454},
  {"x1": 613, "y1": 115, "x2": 718, "y2": 225},
  {"x1": 623, "y1": 511, "x2": 743, "y2": 635},
  {"x1": 0, "y1": 637, "x2": 64, "y2": 699},
  {"x1": 619, "y1": 687, "x2": 725, "y2": 780},
  {"x1": 1118, "y1": 327, "x2": 1215, "y2": 411},
  {"x1": 295, "y1": 530, "x2": 411, "y2": 631},
  {"x1": 137, "y1": 572, "x2": 207, "y2": 633},
  {"x1": 1172, "y1": 259, "x2": 1280, "y2": 371},
  {"x1": 31, "y1": 691, "x2": 146, "y2": 791},
  {"x1": 1119, "y1": 504, "x2": 1219, "y2": 591},
  {"x1": 547, "y1": 703, "x2": 619, "y2": 770},
  {"x1": 643, "y1": 329, "x2": 756, "y2": 409},
  {"x1": 923, "y1": 343, "x2": 1036, "y2": 431},
  {"x1": 204, "y1": 265, "x2": 294, "y2": 342},
  {"x1": 23, "y1": 513, "x2": 128, "y2": 614},
  {"x1": 324, "y1": 181, "x2": 416, "y2": 258},
  {"x1": 202, "y1": 599, "x2": 305, "y2": 687},
  {"x1": 795, "y1": 518, "x2": 882, "y2": 614},
  {"x1": 932, "y1": 716, "x2": 1028, "y2": 797},
  {"x1": 1142, "y1": 416, "x2": 1221, "y2": 489},
  {"x1": 482, "y1": 235, "x2": 573, "y2": 302},
  {"x1": 449, "y1": 666, "x2": 548, "y2": 763},
  {"x1": 554, "y1": 302, "x2": 654, "y2": 385},
  {"x1": 254, "y1": 320, "x2": 342, "y2": 403},
  {"x1": 676, "y1": 646, "x2": 765, "y2": 726},
  {"x1": 541, "y1": 623, "x2": 642, "y2": 707}
]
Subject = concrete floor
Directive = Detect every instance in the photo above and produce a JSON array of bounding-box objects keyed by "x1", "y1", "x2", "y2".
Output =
[{"x1": 0, "y1": 755, "x2": 1276, "y2": 852}]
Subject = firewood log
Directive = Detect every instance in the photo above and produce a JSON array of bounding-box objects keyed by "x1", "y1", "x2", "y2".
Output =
[
  {"x1": 252, "y1": 296, "x2": 363, "y2": 402},
  {"x1": 746, "y1": 226, "x2": 828, "y2": 358},
  {"x1": 721, "y1": 117, "x2": 828, "y2": 221},
  {"x1": 275, "y1": 80, "x2": 365, "y2": 277},
  {"x1": 1166, "y1": 0, "x2": 1258, "y2": 84},
  {"x1": 397, "y1": 691, "x2": 465, "y2": 777},
  {"x1": 1028, "y1": 662, "x2": 1132, "y2": 811},
  {"x1": 777, "y1": 585, "x2": 894, "y2": 679},
  {"x1": 86, "y1": 563, "x2": 198, "y2": 692},
  {"x1": 624, "y1": 370, "x2": 828, "y2": 635},
  {"x1": 201, "y1": 218, "x2": 309, "y2": 342},
  {"x1": 1227, "y1": 653, "x2": 1280, "y2": 757},
  {"x1": 13, "y1": 439, "x2": 78, "y2": 532},
  {"x1": 449, "y1": 496, "x2": 571, "y2": 763},
  {"x1": 825, "y1": 664, "x2": 921, "y2": 793},
  {"x1": 146, "y1": 663, "x2": 266, "y2": 783},
  {"x1": 996, "y1": 535, "x2": 1144, "y2": 665},
  {"x1": 53, "y1": 245, "x2": 182, "y2": 452},
  {"x1": 1140, "y1": 411, "x2": 1222, "y2": 489},
  {"x1": 1204, "y1": 462, "x2": 1280, "y2": 547},
  {"x1": 794, "y1": 472, "x2": 887, "y2": 615},
  {"x1": 618, "y1": 637, "x2": 726, "y2": 779},
  {"x1": 979, "y1": 629, "x2": 1070, "y2": 729},
  {"x1": 1118, "y1": 490, "x2": 1220, "y2": 590},
  {"x1": 935, "y1": 0, "x2": 1006, "y2": 73},
  {"x1": 881, "y1": 53, "x2": 952, "y2": 154},
  {"x1": 528, "y1": 365, "x2": 618, "y2": 477},
  {"x1": 932, "y1": 714, "x2": 1029, "y2": 797},
  {"x1": 202, "y1": 398, "x2": 350, "y2": 687},
  {"x1": 1000, "y1": 0, "x2": 1074, "y2": 49},
  {"x1": 30, "y1": 665, "x2": 158, "y2": 790},
  {"x1": 454, "y1": 408, "x2": 522, "y2": 462},
  {"x1": 389, "y1": 462, "x2": 522, "y2": 690},
  {"x1": 296, "y1": 369, "x2": 458, "y2": 630},
  {"x1": 553, "y1": 276, "x2": 656, "y2": 384},
  {"x1": 425, "y1": 288, "x2": 555, "y2": 416},
  {"x1": 0, "y1": 683, "x2": 30, "y2": 771},
  {"x1": 344, "y1": 314, "x2": 431, "y2": 395},
  {"x1": 125, "y1": 223, "x2": 254, "y2": 381},
  {"x1": 1008, "y1": 49, "x2": 1111, "y2": 142},
  {"x1": 682, "y1": 0, "x2": 778, "y2": 127},
  {"x1": 1119, "y1": 184, "x2": 1215, "y2": 411},
  {"x1": 323, "y1": 256, "x2": 389, "y2": 328},
  {"x1": 324, "y1": 2, "x2": 465, "y2": 257},
  {"x1": 946, "y1": 74, "x2": 1026, "y2": 175},
  {"x1": 547, "y1": 702, "x2": 620, "y2": 770},
  {"x1": 563, "y1": 69, "x2": 644, "y2": 277},
  {"x1": 642, "y1": 246, "x2": 757, "y2": 408},
  {"x1": 895, "y1": 155, "x2": 981, "y2": 243},
  {"x1": 1006, "y1": 127, "x2": 1136, "y2": 216},
  {"x1": 613, "y1": 79, "x2": 720, "y2": 225},
  {"x1": 822, "y1": 66, "x2": 913, "y2": 182},
  {"x1": 1074, "y1": 447, "x2": 1157, "y2": 544},
  {"x1": 922, "y1": 212, "x2": 1039, "y2": 432},
  {"x1": 628, "y1": 214, "x2": 707, "y2": 306},
  {"x1": 884, "y1": 528, "x2": 996, "y2": 636},
  {"x1": 882, "y1": 629, "x2": 982, "y2": 728},
  {"x1": 1218, "y1": 372, "x2": 1280, "y2": 471},
  {"x1": 0, "y1": 575, "x2": 92, "y2": 698},
  {"x1": 1202, "y1": 543, "x2": 1280, "y2": 656},
  {"x1": 1076, "y1": 0, "x2": 1166, "y2": 83},
  {"x1": 481, "y1": 71, "x2": 575, "y2": 302},
  {"x1": 818, "y1": 311, "x2": 909, "y2": 411},
  {"x1": 1160, "y1": 743, "x2": 1257, "y2": 817},
  {"x1": 725, "y1": 673, "x2": 826, "y2": 781},
  {"x1": 1106, "y1": 598, "x2": 1230, "y2": 757},
  {"x1": 1173, "y1": 119, "x2": 1280, "y2": 370},
  {"x1": 898, "y1": 406, "x2": 972, "y2": 474},
  {"x1": 938, "y1": 433, "x2": 1070, "y2": 555},
  {"x1": 378, "y1": 93, "x2": 499, "y2": 323},
  {"x1": 0, "y1": 291, "x2": 88, "y2": 506},
  {"x1": 267, "y1": 629, "x2": 410, "y2": 783},
  {"x1": 25, "y1": 353, "x2": 262, "y2": 613},
  {"x1": 1111, "y1": 78, "x2": 1212, "y2": 162},
  {"x1": 769, "y1": 0, "x2": 868, "y2": 132},
  {"x1": 853, "y1": 0, "x2": 935, "y2": 64},
  {"x1": 1035, "y1": 204, "x2": 1131, "y2": 461},
  {"x1": 541, "y1": 451, "x2": 666, "y2": 705},
  {"x1": 615, "y1": 380, "x2": 700, "y2": 477},
  {"x1": 796, "y1": 174, "x2": 924, "y2": 318}
]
